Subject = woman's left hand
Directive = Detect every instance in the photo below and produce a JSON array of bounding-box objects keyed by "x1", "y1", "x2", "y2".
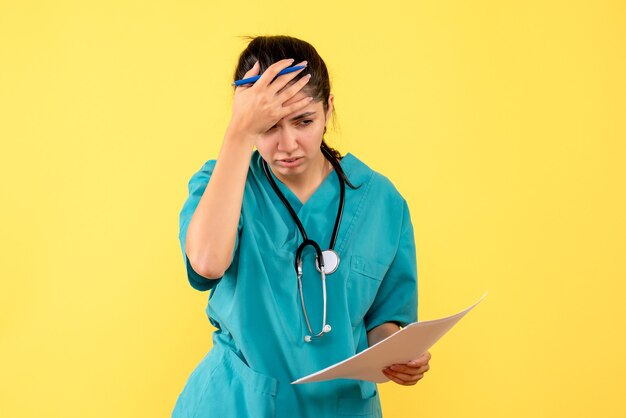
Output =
[{"x1": 382, "y1": 351, "x2": 431, "y2": 386}]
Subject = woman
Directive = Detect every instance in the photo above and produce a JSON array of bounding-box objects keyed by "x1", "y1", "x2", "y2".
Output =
[{"x1": 173, "y1": 35, "x2": 431, "y2": 418}]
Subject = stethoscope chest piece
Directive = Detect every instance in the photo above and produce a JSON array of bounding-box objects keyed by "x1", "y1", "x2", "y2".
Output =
[{"x1": 315, "y1": 249, "x2": 340, "y2": 275}]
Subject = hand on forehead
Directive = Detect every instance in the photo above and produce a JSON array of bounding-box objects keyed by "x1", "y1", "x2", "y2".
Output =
[{"x1": 282, "y1": 89, "x2": 314, "y2": 107}]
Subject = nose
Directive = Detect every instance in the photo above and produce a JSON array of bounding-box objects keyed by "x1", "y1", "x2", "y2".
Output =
[{"x1": 276, "y1": 127, "x2": 299, "y2": 154}]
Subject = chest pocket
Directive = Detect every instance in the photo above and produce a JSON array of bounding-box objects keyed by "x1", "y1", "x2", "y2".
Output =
[{"x1": 346, "y1": 255, "x2": 389, "y2": 328}]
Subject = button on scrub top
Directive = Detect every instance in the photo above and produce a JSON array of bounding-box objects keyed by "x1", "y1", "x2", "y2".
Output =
[{"x1": 173, "y1": 150, "x2": 418, "y2": 418}]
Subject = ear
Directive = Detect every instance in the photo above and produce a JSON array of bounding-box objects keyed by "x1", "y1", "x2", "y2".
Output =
[{"x1": 324, "y1": 94, "x2": 335, "y2": 126}]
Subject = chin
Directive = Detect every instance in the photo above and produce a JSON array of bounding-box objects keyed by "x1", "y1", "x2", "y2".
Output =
[{"x1": 276, "y1": 164, "x2": 306, "y2": 175}]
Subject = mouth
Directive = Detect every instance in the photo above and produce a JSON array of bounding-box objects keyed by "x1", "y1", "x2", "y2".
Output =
[
  {"x1": 278, "y1": 157, "x2": 303, "y2": 163},
  {"x1": 277, "y1": 156, "x2": 304, "y2": 168}
]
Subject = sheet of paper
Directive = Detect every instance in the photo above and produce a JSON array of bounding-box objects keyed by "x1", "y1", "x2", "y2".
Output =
[{"x1": 292, "y1": 292, "x2": 487, "y2": 384}]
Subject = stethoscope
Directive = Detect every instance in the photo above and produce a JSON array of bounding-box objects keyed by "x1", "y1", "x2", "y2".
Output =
[{"x1": 262, "y1": 147, "x2": 345, "y2": 343}]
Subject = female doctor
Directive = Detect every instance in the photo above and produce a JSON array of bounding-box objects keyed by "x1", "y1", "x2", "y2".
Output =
[{"x1": 173, "y1": 35, "x2": 431, "y2": 418}]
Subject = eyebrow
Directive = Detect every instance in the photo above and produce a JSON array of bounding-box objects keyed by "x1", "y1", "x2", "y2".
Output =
[{"x1": 289, "y1": 111, "x2": 316, "y2": 122}]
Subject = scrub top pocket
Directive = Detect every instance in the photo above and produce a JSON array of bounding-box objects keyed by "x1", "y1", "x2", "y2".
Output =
[
  {"x1": 196, "y1": 347, "x2": 278, "y2": 418},
  {"x1": 336, "y1": 388, "x2": 382, "y2": 417},
  {"x1": 346, "y1": 255, "x2": 389, "y2": 329},
  {"x1": 174, "y1": 346, "x2": 279, "y2": 418},
  {"x1": 172, "y1": 349, "x2": 221, "y2": 418}
]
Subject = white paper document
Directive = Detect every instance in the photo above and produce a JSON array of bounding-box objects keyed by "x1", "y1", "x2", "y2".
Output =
[{"x1": 292, "y1": 292, "x2": 487, "y2": 384}]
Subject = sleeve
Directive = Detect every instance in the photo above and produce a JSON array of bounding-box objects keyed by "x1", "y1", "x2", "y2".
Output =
[
  {"x1": 363, "y1": 199, "x2": 418, "y2": 331},
  {"x1": 178, "y1": 160, "x2": 243, "y2": 292}
]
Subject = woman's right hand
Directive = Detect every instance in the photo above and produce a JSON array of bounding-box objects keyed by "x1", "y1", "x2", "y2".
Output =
[{"x1": 227, "y1": 58, "x2": 313, "y2": 142}]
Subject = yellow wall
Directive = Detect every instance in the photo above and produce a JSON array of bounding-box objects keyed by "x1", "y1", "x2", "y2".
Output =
[{"x1": 1, "y1": 1, "x2": 624, "y2": 417}]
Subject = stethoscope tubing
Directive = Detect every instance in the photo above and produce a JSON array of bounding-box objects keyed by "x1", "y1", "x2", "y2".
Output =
[
  {"x1": 326, "y1": 146, "x2": 346, "y2": 251},
  {"x1": 261, "y1": 147, "x2": 345, "y2": 251},
  {"x1": 261, "y1": 148, "x2": 346, "y2": 342},
  {"x1": 296, "y1": 239, "x2": 328, "y2": 339}
]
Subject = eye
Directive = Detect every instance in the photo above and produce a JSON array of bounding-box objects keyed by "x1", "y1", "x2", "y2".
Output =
[{"x1": 298, "y1": 119, "x2": 313, "y2": 127}]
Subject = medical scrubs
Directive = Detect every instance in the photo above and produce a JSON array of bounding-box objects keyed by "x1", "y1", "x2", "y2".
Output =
[{"x1": 173, "y1": 150, "x2": 418, "y2": 418}]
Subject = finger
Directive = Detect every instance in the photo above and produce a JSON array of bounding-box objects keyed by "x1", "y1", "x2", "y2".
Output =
[
  {"x1": 383, "y1": 369, "x2": 418, "y2": 386},
  {"x1": 417, "y1": 351, "x2": 432, "y2": 363},
  {"x1": 254, "y1": 58, "x2": 296, "y2": 89},
  {"x1": 387, "y1": 369, "x2": 424, "y2": 382},
  {"x1": 387, "y1": 368, "x2": 425, "y2": 384},
  {"x1": 269, "y1": 61, "x2": 308, "y2": 95},
  {"x1": 415, "y1": 364, "x2": 430, "y2": 375},
  {"x1": 389, "y1": 364, "x2": 415, "y2": 374},
  {"x1": 382, "y1": 369, "x2": 406, "y2": 385},
  {"x1": 276, "y1": 73, "x2": 312, "y2": 101},
  {"x1": 392, "y1": 363, "x2": 430, "y2": 375},
  {"x1": 407, "y1": 353, "x2": 431, "y2": 368},
  {"x1": 234, "y1": 60, "x2": 260, "y2": 92},
  {"x1": 278, "y1": 95, "x2": 314, "y2": 119}
]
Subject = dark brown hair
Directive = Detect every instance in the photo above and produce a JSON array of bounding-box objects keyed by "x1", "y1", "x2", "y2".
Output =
[{"x1": 233, "y1": 35, "x2": 359, "y2": 189}]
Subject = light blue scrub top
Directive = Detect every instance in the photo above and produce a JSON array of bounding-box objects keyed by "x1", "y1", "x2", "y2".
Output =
[{"x1": 173, "y1": 150, "x2": 418, "y2": 418}]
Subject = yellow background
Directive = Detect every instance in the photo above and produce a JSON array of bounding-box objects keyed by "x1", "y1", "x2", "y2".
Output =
[{"x1": 1, "y1": 1, "x2": 624, "y2": 417}]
